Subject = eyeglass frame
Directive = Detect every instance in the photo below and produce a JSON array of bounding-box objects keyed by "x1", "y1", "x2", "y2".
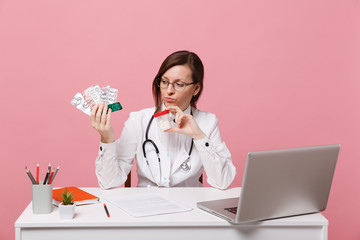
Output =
[{"x1": 156, "y1": 77, "x2": 197, "y2": 92}]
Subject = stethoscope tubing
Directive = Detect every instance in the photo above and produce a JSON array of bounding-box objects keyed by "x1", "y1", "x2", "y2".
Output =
[{"x1": 142, "y1": 110, "x2": 194, "y2": 186}]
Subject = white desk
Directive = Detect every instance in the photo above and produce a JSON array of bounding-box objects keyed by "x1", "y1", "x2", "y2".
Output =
[{"x1": 15, "y1": 187, "x2": 328, "y2": 240}]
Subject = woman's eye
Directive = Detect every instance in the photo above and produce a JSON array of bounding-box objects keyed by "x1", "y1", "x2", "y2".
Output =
[{"x1": 176, "y1": 82, "x2": 185, "y2": 88}]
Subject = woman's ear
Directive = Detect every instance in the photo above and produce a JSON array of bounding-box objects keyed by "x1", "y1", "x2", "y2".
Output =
[{"x1": 193, "y1": 84, "x2": 200, "y2": 96}]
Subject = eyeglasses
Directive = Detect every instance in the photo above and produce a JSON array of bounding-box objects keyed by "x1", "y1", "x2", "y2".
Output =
[{"x1": 156, "y1": 78, "x2": 196, "y2": 92}]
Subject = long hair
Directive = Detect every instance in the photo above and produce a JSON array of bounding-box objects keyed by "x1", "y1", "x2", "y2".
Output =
[{"x1": 152, "y1": 50, "x2": 204, "y2": 112}]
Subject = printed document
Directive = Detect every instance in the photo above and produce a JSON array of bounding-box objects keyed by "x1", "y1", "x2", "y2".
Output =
[{"x1": 105, "y1": 193, "x2": 192, "y2": 217}]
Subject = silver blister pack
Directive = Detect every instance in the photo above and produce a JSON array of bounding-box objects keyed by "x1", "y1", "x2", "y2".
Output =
[
  {"x1": 71, "y1": 92, "x2": 92, "y2": 116},
  {"x1": 71, "y1": 85, "x2": 118, "y2": 116},
  {"x1": 100, "y1": 85, "x2": 118, "y2": 104}
]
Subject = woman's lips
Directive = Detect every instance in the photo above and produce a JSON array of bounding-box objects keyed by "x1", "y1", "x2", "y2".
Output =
[{"x1": 165, "y1": 97, "x2": 175, "y2": 103}]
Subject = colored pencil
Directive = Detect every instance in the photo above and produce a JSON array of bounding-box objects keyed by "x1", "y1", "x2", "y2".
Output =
[
  {"x1": 25, "y1": 166, "x2": 37, "y2": 184},
  {"x1": 49, "y1": 165, "x2": 60, "y2": 184},
  {"x1": 48, "y1": 168, "x2": 55, "y2": 184},
  {"x1": 36, "y1": 163, "x2": 39, "y2": 184},
  {"x1": 103, "y1": 203, "x2": 110, "y2": 217},
  {"x1": 43, "y1": 169, "x2": 50, "y2": 185}
]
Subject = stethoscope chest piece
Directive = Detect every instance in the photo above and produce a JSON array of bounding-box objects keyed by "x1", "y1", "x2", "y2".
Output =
[{"x1": 180, "y1": 160, "x2": 191, "y2": 172}]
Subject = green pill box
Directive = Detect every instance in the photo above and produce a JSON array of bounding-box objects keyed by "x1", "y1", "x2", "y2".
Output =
[{"x1": 107, "y1": 102, "x2": 122, "y2": 113}]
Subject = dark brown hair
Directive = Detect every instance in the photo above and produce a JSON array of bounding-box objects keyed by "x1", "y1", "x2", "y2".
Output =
[{"x1": 152, "y1": 50, "x2": 204, "y2": 111}]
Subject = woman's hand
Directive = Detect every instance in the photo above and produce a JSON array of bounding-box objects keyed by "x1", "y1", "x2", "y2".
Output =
[
  {"x1": 91, "y1": 103, "x2": 115, "y2": 143},
  {"x1": 165, "y1": 106, "x2": 206, "y2": 140}
]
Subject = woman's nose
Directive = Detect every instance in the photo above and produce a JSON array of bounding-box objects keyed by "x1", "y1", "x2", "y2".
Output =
[{"x1": 166, "y1": 83, "x2": 175, "y2": 94}]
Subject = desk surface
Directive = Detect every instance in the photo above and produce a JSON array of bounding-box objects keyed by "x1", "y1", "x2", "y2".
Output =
[{"x1": 15, "y1": 187, "x2": 327, "y2": 228}]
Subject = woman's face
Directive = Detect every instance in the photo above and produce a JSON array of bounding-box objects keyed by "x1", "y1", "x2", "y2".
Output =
[{"x1": 160, "y1": 65, "x2": 200, "y2": 111}]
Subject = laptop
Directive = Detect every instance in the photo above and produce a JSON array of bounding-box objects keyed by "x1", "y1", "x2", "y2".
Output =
[{"x1": 197, "y1": 144, "x2": 340, "y2": 224}]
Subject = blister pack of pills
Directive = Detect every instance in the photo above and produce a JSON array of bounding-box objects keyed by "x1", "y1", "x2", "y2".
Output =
[
  {"x1": 101, "y1": 85, "x2": 118, "y2": 104},
  {"x1": 71, "y1": 85, "x2": 119, "y2": 116}
]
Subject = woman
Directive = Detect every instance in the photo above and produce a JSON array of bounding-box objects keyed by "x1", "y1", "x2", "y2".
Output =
[{"x1": 92, "y1": 50, "x2": 236, "y2": 189}]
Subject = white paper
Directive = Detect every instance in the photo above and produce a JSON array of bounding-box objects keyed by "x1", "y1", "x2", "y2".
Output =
[{"x1": 105, "y1": 193, "x2": 193, "y2": 217}]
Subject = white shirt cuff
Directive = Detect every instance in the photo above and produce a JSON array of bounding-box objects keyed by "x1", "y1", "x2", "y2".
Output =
[
  {"x1": 98, "y1": 141, "x2": 117, "y2": 156},
  {"x1": 193, "y1": 136, "x2": 212, "y2": 152}
]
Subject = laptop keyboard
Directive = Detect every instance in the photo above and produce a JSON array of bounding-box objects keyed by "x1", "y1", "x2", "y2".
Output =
[{"x1": 224, "y1": 207, "x2": 237, "y2": 214}]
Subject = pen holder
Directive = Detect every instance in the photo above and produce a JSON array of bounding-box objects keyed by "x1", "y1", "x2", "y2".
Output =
[{"x1": 32, "y1": 181, "x2": 53, "y2": 214}]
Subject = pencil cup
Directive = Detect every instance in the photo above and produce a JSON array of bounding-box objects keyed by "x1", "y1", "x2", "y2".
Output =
[{"x1": 32, "y1": 181, "x2": 53, "y2": 214}]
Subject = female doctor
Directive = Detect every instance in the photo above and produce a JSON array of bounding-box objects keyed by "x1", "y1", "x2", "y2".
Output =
[{"x1": 91, "y1": 50, "x2": 236, "y2": 189}]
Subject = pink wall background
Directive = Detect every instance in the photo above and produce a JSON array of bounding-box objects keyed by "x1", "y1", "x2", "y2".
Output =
[{"x1": 1, "y1": 0, "x2": 359, "y2": 239}]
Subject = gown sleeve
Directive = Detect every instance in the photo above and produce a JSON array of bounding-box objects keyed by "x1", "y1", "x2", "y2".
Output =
[
  {"x1": 193, "y1": 114, "x2": 236, "y2": 190},
  {"x1": 95, "y1": 112, "x2": 140, "y2": 189}
]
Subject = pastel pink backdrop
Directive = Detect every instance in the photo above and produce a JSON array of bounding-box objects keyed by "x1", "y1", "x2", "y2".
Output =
[{"x1": 0, "y1": 0, "x2": 359, "y2": 239}]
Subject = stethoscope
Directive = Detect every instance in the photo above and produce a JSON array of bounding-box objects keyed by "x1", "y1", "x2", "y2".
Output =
[{"x1": 142, "y1": 110, "x2": 193, "y2": 186}]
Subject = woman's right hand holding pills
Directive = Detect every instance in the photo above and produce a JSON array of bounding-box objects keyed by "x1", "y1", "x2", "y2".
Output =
[{"x1": 91, "y1": 103, "x2": 115, "y2": 143}]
